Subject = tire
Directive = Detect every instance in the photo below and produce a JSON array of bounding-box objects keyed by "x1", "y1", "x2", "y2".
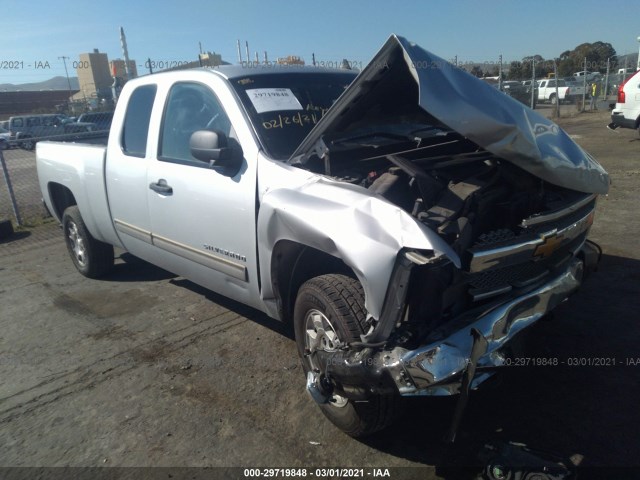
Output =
[
  {"x1": 21, "y1": 137, "x2": 35, "y2": 150},
  {"x1": 293, "y1": 274, "x2": 398, "y2": 437},
  {"x1": 0, "y1": 140, "x2": 8, "y2": 151},
  {"x1": 549, "y1": 94, "x2": 557, "y2": 105},
  {"x1": 62, "y1": 206, "x2": 114, "y2": 278}
]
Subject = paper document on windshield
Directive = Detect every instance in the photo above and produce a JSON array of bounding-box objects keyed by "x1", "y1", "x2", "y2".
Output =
[{"x1": 246, "y1": 88, "x2": 303, "y2": 114}]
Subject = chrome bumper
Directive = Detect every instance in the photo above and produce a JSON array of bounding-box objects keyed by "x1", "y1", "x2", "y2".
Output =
[{"x1": 386, "y1": 256, "x2": 585, "y2": 396}]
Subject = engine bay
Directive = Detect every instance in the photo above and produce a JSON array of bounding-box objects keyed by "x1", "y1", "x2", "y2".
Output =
[{"x1": 302, "y1": 131, "x2": 590, "y2": 262}]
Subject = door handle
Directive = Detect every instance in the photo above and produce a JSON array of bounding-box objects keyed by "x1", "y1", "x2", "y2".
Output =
[{"x1": 149, "y1": 179, "x2": 173, "y2": 195}]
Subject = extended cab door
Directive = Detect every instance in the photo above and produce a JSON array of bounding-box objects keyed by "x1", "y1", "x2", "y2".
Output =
[
  {"x1": 145, "y1": 77, "x2": 261, "y2": 308},
  {"x1": 105, "y1": 82, "x2": 158, "y2": 260}
]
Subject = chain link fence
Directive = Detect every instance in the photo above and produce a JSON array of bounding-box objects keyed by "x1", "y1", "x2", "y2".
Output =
[
  {"x1": 0, "y1": 113, "x2": 111, "y2": 227},
  {"x1": 0, "y1": 147, "x2": 49, "y2": 227}
]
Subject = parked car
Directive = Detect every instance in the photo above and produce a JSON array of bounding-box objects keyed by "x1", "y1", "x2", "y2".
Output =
[
  {"x1": 36, "y1": 35, "x2": 608, "y2": 437},
  {"x1": 536, "y1": 79, "x2": 571, "y2": 105},
  {"x1": 60, "y1": 121, "x2": 109, "y2": 144},
  {"x1": 7, "y1": 114, "x2": 72, "y2": 150},
  {"x1": 564, "y1": 80, "x2": 588, "y2": 102},
  {"x1": 498, "y1": 81, "x2": 536, "y2": 107},
  {"x1": 0, "y1": 126, "x2": 11, "y2": 150},
  {"x1": 609, "y1": 69, "x2": 640, "y2": 134},
  {"x1": 76, "y1": 111, "x2": 114, "y2": 132}
]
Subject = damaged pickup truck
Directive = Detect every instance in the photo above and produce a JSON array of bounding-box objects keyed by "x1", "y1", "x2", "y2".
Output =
[{"x1": 37, "y1": 35, "x2": 609, "y2": 437}]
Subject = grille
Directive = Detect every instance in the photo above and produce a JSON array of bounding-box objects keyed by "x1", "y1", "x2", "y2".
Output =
[
  {"x1": 475, "y1": 228, "x2": 516, "y2": 247},
  {"x1": 468, "y1": 260, "x2": 549, "y2": 292}
]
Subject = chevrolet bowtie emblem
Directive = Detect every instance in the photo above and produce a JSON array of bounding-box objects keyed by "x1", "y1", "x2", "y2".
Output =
[{"x1": 534, "y1": 232, "x2": 564, "y2": 259}]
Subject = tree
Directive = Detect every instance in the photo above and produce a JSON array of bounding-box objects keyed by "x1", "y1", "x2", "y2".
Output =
[
  {"x1": 508, "y1": 61, "x2": 524, "y2": 80},
  {"x1": 557, "y1": 42, "x2": 616, "y2": 76},
  {"x1": 469, "y1": 65, "x2": 484, "y2": 78}
]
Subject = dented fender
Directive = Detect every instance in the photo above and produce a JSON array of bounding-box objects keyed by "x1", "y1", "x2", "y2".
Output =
[{"x1": 256, "y1": 156, "x2": 459, "y2": 321}]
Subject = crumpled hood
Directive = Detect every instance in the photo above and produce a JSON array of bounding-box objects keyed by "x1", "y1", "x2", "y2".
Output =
[{"x1": 291, "y1": 35, "x2": 609, "y2": 195}]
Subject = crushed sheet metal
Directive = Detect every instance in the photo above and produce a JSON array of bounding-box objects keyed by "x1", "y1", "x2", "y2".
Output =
[
  {"x1": 257, "y1": 159, "x2": 459, "y2": 321},
  {"x1": 400, "y1": 257, "x2": 583, "y2": 391},
  {"x1": 292, "y1": 35, "x2": 609, "y2": 195}
]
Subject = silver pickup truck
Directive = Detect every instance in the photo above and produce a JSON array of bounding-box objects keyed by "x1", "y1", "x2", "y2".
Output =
[{"x1": 37, "y1": 35, "x2": 609, "y2": 437}]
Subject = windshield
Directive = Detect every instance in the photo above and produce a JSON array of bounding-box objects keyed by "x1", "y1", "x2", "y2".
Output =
[{"x1": 231, "y1": 71, "x2": 357, "y2": 160}]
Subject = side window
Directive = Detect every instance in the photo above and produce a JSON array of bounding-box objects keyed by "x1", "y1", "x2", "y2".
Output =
[
  {"x1": 122, "y1": 84, "x2": 157, "y2": 157},
  {"x1": 26, "y1": 117, "x2": 41, "y2": 127},
  {"x1": 12, "y1": 118, "x2": 24, "y2": 128},
  {"x1": 159, "y1": 82, "x2": 232, "y2": 164}
]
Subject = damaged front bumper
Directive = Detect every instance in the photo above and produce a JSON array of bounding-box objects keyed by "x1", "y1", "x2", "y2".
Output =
[{"x1": 313, "y1": 243, "x2": 598, "y2": 400}]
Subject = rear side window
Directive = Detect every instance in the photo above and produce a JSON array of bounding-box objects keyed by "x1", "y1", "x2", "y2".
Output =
[{"x1": 122, "y1": 84, "x2": 157, "y2": 157}]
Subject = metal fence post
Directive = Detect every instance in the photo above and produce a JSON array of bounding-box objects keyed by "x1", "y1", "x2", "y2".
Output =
[
  {"x1": 554, "y1": 60, "x2": 560, "y2": 118},
  {"x1": 582, "y1": 57, "x2": 587, "y2": 112},
  {"x1": 0, "y1": 149, "x2": 22, "y2": 226}
]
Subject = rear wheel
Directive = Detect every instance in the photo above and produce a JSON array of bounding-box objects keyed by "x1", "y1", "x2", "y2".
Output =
[
  {"x1": 62, "y1": 206, "x2": 114, "y2": 278},
  {"x1": 20, "y1": 137, "x2": 35, "y2": 150},
  {"x1": 293, "y1": 274, "x2": 398, "y2": 437},
  {"x1": 549, "y1": 93, "x2": 557, "y2": 105}
]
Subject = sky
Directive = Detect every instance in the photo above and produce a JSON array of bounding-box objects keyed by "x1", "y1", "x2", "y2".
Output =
[{"x1": 3, "y1": 0, "x2": 640, "y2": 85}]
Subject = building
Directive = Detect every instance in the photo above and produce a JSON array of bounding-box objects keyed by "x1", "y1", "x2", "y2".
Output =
[
  {"x1": 277, "y1": 55, "x2": 305, "y2": 65},
  {"x1": 110, "y1": 59, "x2": 138, "y2": 85},
  {"x1": 199, "y1": 52, "x2": 223, "y2": 68},
  {"x1": 0, "y1": 90, "x2": 80, "y2": 117},
  {"x1": 74, "y1": 49, "x2": 117, "y2": 103},
  {"x1": 160, "y1": 52, "x2": 228, "y2": 73}
]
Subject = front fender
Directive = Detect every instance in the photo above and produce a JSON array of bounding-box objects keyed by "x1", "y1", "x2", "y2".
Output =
[{"x1": 257, "y1": 175, "x2": 459, "y2": 321}]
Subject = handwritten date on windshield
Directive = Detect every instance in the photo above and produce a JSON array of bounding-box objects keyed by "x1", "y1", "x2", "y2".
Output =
[{"x1": 262, "y1": 112, "x2": 321, "y2": 130}]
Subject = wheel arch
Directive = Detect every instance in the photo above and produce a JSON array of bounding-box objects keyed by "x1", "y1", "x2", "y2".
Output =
[
  {"x1": 271, "y1": 240, "x2": 358, "y2": 324},
  {"x1": 48, "y1": 182, "x2": 77, "y2": 221}
]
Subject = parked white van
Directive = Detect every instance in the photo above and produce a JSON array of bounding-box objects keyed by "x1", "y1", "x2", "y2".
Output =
[{"x1": 609, "y1": 70, "x2": 640, "y2": 133}]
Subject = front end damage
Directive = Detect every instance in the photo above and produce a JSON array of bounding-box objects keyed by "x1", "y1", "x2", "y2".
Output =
[
  {"x1": 307, "y1": 241, "x2": 598, "y2": 403},
  {"x1": 287, "y1": 36, "x2": 609, "y2": 406}
]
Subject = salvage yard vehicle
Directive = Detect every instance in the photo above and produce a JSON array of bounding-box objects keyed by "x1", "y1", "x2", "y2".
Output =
[
  {"x1": 536, "y1": 79, "x2": 571, "y2": 105},
  {"x1": 609, "y1": 69, "x2": 640, "y2": 134},
  {"x1": 8, "y1": 113, "x2": 72, "y2": 150},
  {"x1": 36, "y1": 35, "x2": 609, "y2": 437}
]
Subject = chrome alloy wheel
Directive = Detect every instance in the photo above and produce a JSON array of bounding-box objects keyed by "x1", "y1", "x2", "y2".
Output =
[
  {"x1": 304, "y1": 309, "x2": 349, "y2": 408},
  {"x1": 67, "y1": 220, "x2": 87, "y2": 267}
]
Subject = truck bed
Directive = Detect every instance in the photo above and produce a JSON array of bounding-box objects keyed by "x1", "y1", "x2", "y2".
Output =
[{"x1": 36, "y1": 141, "x2": 121, "y2": 247}]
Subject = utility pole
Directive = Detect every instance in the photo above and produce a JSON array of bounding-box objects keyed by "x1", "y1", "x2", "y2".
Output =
[
  {"x1": 582, "y1": 57, "x2": 587, "y2": 111},
  {"x1": 498, "y1": 54, "x2": 503, "y2": 91},
  {"x1": 58, "y1": 56, "x2": 73, "y2": 113},
  {"x1": 604, "y1": 57, "x2": 611, "y2": 100},
  {"x1": 120, "y1": 27, "x2": 132, "y2": 80},
  {"x1": 530, "y1": 58, "x2": 536, "y2": 109},
  {"x1": 553, "y1": 60, "x2": 559, "y2": 118}
]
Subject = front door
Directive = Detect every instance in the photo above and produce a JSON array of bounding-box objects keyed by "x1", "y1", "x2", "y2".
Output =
[{"x1": 146, "y1": 81, "x2": 260, "y2": 307}]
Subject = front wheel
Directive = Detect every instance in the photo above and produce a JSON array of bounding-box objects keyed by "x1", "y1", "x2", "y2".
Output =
[
  {"x1": 293, "y1": 274, "x2": 398, "y2": 437},
  {"x1": 62, "y1": 206, "x2": 114, "y2": 278}
]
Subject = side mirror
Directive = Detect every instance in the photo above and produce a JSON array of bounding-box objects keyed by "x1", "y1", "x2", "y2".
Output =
[{"x1": 190, "y1": 130, "x2": 243, "y2": 176}]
